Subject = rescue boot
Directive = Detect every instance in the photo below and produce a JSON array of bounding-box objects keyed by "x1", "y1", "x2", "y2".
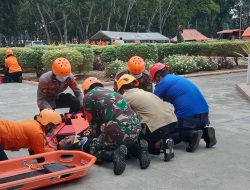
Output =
[
  {"x1": 203, "y1": 127, "x2": 217, "y2": 148},
  {"x1": 101, "y1": 145, "x2": 127, "y2": 175},
  {"x1": 112, "y1": 145, "x2": 127, "y2": 175},
  {"x1": 161, "y1": 138, "x2": 174, "y2": 161},
  {"x1": 138, "y1": 139, "x2": 151, "y2": 169},
  {"x1": 181, "y1": 130, "x2": 203, "y2": 152}
]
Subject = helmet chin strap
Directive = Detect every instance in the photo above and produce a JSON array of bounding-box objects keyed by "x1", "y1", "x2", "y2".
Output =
[
  {"x1": 56, "y1": 76, "x2": 68, "y2": 82},
  {"x1": 133, "y1": 73, "x2": 142, "y2": 79}
]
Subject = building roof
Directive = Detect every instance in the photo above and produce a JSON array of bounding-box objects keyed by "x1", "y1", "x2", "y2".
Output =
[
  {"x1": 90, "y1": 30, "x2": 169, "y2": 41},
  {"x1": 171, "y1": 29, "x2": 209, "y2": 42},
  {"x1": 242, "y1": 27, "x2": 250, "y2": 37},
  {"x1": 217, "y1": 29, "x2": 242, "y2": 34}
]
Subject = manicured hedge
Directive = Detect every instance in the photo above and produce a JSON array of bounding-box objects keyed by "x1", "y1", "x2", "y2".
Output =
[
  {"x1": 157, "y1": 41, "x2": 250, "y2": 61},
  {"x1": 74, "y1": 47, "x2": 95, "y2": 71},
  {"x1": 101, "y1": 44, "x2": 158, "y2": 64},
  {"x1": 41, "y1": 49, "x2": 84, "y2": 73}
]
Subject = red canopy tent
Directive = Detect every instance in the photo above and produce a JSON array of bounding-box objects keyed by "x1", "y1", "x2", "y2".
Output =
[
  {"x1": 242, "y1": 27, "x2": 250, "y2": 40},
  {"x1": 171, "y1": 29, "x2": 209, "y2": 42}
]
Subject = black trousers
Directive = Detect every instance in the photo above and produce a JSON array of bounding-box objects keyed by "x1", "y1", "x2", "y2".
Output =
[
  {"x1": 140, "y1": 122, "x2": 178, "y2": 155},
  {"x1": 0, "y1": 145, "x2": 8, "y2": 161},
  {"x1": 56, "y1": 93, "x2": 81, "y2": 113},
  {"x1": 4, "y1": 71, "x2": 22, "y2": 83}
]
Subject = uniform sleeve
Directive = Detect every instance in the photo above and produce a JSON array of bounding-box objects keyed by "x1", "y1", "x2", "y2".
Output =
[
  {"x1": 30, "y1": 133, "x2": 52, "y2": 154},
  {"x1": 69, "y1": 78, "x2": 83, "y2": 107},
  {"x1": 83, "y1": 95, "x2": 97, "y2": 127},
  {"x1": 4, "y1": 58, "x2": 9, "y2": 68},
  {"x1": 37, "y1": 81, "x2": 52, "y2": 110},
  {"x1": 154, "y1": 82, "x2": 164, "y2": 99}
]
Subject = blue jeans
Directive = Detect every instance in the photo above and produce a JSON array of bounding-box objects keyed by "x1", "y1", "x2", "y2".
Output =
[{"x1": 178, "y1": 113, "x2": 210, "y2": 130}]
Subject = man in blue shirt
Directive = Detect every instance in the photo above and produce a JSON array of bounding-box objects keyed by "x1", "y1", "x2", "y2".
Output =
[{"x1": 150, "y1": 63, "x2": 216, "y2": 152}]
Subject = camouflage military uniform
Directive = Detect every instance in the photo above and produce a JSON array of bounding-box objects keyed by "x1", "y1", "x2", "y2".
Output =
[
  {"x1": 114, "y1": 69, "x2": 153, "y2": 92},
  {"x1": 82, "y1": 87, "x2": 141, "y2": 161}
]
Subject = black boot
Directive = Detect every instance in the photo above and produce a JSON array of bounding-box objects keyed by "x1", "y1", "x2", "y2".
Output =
[
  {"x1": 203, "y1": 127, "x2": 217, "y2": 148},
  {"x1": 129, "y1": 140, "x2": 151, "y2": 169},
  {"x1": 112, "y1": 145, "x2": 127, "y2": 175},
  {"x1": 101, "y1": 145, "x2": 127, "y2": 175},
  {"x1": 181, "y1": 130, "x2": 203, "y2": 152},
  {"x1": 138, "y1": 139, "x2": 151, "y2": 169},
  {"x1": 161, "y1": 138, "x2": 174, "y2": 161}
]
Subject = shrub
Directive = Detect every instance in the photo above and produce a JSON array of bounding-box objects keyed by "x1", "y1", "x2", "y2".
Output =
[
  {"x1": 105, "y1": 59, "x2": 126, "y2": 78},
  {"x1": 195, "y1": 56, "x2": 218, "y2": 71},
  {"x1": 93, "y1": 55, "x2": 106, "y2": 71},
  {"x1": 100, "y1": 47, "x2": 118, "y2": 63},
  {"x1": 75, "y1": 47, "x2": 94, "y2": 71},
  {"x1": 157, "y1": 41, "x2": 250, "y2": 61},
  {"x1": 144, "y1": 59, "x2": 155, "y2": 71},
  {"x1": 19, "y1": 48, "x2": 46, "y2": 76},
  {"x1": 41, "y1": 49, "x2": 83, "y2": 73},
  {"x1": 163, "y1": 55, "x2": 199, "y2": 74},
  {"x1": 92, "y1": 46, "x2": 110, "y2": 55},
  {"x1": 116, "y1": 43, "x2": 158, "y2": 62}
]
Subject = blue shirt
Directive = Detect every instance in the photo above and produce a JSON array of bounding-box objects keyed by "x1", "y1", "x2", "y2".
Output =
[{"x1": 154, "y1": 74, "x2": 209, "y2": 119}]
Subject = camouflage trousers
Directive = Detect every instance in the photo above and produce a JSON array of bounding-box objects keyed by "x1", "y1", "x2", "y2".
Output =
[{"x1": 90, "y1": 120, "x2": 141, "y2": 162}]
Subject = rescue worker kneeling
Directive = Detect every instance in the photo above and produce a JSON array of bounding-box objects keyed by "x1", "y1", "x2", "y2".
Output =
[
  {"x1": 79, "y1": 77, "x2": 150, "y2": 175},
  {"x1": 117, "y1": 74, "x2": 179, "y2": 161},
  {"x1": 0, "y1": 109, "x2": 62, "y2": 161},
  {"x1": 3, "y1": 49, "x2": 22, "y2": 83},
  {"x1": 37, "y1": 57, "x2": 83, "y2": 113},
  {"x1": 114, "y1": 56, "x2": 153, "y2": 92}
]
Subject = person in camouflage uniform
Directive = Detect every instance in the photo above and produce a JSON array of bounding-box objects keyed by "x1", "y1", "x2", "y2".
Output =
[
  {"x1": 113, "y1": 56, "x2": 153, "y2": 92},
  {"x1": 81, "y1": 77, "x2": 150, "y2": 175}
]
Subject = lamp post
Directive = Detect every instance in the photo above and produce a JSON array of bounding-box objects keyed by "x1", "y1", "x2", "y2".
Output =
[
  {"x1": 239, "y1": 0, "x2": 243, "y2": 39},
  {"x1": 247, "y1": 55, "x2": 250, "y2": 84}
]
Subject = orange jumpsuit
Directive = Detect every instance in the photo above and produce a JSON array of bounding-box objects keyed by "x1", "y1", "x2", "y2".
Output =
[
  {"x1": 0, "y1": 120, "x2": 52, "y2": 154},
  {"x1": 4, "y1": 56, "x2": 22, "y2": 73}
]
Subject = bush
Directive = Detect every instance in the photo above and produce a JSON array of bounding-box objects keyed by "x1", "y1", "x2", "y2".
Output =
[
  {"x1": 41, "y1": 49, "x2": 83, "y2": 73},
  {"x1": 164, "y1": 55, "x2": 199, "y2": 74},
  {"x1": 157, "y1": 41, "x2": 250, "y2": 61},
  {"x1": 116, "y1": 43, "x2": 158, "y2": 62},
  {"x1": 75, "y1": 47, "x2": 94, "y2": 71},
  {"x1": 144, "y1": 59, "x2": 155, "y2": 71},
  {"x1": 105, "y1": 59, "x2": 126, "y2": 78},
  {"x1": 100, "y1": 47, "x2": 118, "y2": 63},
  {"x1": 195, "y1": 56, "x2": 218, "y2": 71},
  {"x1": 92, "y1": 46, "x2": 110, "y2": 55}
]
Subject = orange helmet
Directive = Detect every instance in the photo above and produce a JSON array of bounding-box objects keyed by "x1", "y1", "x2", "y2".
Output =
[
  {"x1": 128, "y1": 56, "x2": 145, "y2": 75},
  {"x1": 117, "y1": 74, "x2": 139, "y2": 92},
  {"x1": 52, "y1": 57, "x2": 71, "y2": 77},
  {"x1": 82, "y1": 77, "x2": 103, "y2": 93},
  {"x1": 36, "y1": 109, "x2": 62, "y2": 126},
  {"x1": 5, "y1": 49, "x2": 13, "y2": 56}
]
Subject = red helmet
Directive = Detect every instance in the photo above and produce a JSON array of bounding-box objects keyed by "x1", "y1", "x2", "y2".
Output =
[{"x1": 149, "y1": 63, "x2": 170, "y2": 82}]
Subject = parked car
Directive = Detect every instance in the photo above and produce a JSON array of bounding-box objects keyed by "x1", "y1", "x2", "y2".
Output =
[{"x1": 25, "y1": 40, "x2": 45, "y2": 46}]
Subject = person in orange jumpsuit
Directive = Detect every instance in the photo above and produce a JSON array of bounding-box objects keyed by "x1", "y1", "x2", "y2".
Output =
[
  {"x1": 4, "y1": 49, "x2": 22, "y2": 83},
  {"x1": 0, "y1": 109, "x2": 62, "y2": 161}
]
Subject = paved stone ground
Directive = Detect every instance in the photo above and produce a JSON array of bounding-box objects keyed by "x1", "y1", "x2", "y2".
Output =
[{"x1": 0, "y1": 72, "x2": 250, "y2": 190}]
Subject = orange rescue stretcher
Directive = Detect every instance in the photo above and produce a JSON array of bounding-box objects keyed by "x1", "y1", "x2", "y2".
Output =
[
  {"x1": 0, "y1": 150, "x2": 96, "y2": 190},
  {"x1": 46, "y1": 113, "x2": 89, "y2": 148}
]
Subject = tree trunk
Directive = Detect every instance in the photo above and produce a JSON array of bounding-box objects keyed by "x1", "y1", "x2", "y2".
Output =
[
  {"x1": 107, "y1": 0, "x2": 116, "y2": 31},
  {"x1": 85, "y1": 1, "x2": 95, "y2": 40},
  {"x1": 62, "y1": 11, "x2": 68, "y2": 44},
  {"x1": 43, "y1": 6, "x2": 63, "y2": 43},
  {"x1": 36, "y1": 2, "x2": 50, "y2": 44},
  {"x1": 123, "y1": 0, "x2": 136, "y2": 32}
]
